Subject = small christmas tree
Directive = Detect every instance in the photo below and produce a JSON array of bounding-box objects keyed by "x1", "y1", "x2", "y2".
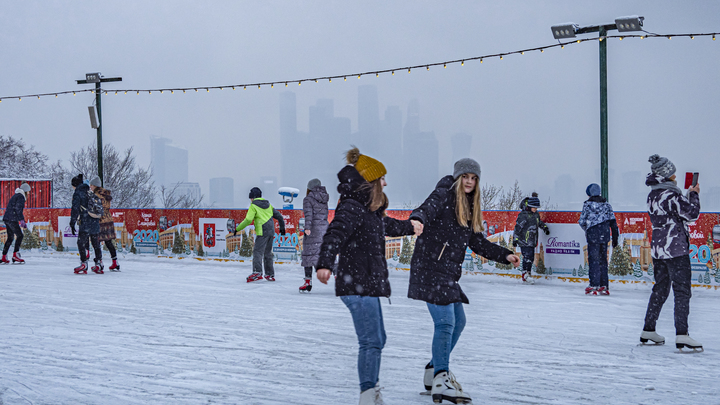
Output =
[
  {"x1": 56, "y1": 237, "x2": 64, "y2": 252},
  {"x1": 704, "y1": 271, "x2": 711, "y2": 284},
  {"x1": 197, "y1": 241, "x2": 204, "y2": 257},
  {"x1": 238, "y1": 230, "x2": 254, "y2": 257},
  {"x1": 20, "y1": 228, "x2": 36, "y2": 250},
  {"x1": 609, "y1": 242, "x2": 632, "y2": 276},
  {"x1": 633, "y1": 259, "x2": 643, "y2": 278},
  {"x1": 130, "y1": 240, "x2": 137, "y2": 254},
  {"x1": 495, "y1": 238, "x2": 513, "y2": 270},
  {"x1": 399, "y1": 236, "x2": 414, "y2": 265},
  {"x1": 172, "y1": 230, "x2": 185, "y2": 254},
  {"x1": 536, "y1": 256, "x2": 546, "y2": 274}
]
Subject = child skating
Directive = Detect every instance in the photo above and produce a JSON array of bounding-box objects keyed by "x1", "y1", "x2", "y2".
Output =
[{"x1": 513, "y1": 192, "x2": 549, "y2": 284}]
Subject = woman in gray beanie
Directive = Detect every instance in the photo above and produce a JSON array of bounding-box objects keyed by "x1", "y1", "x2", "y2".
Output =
[
  {"x1": 407, "y1": 158, "x2": 520, "y2": 403},
  {"x1": 299, "y1": 178, "x2": 329, "y2": 292},
  {"x1": 1, "y1": 182, "x2": 31, "y2": 264},
  {"x1": 640, "y1": 154, "x2": 702, "y2": 352}
]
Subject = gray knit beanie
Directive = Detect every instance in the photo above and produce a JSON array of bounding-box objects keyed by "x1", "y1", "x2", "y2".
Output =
[
  {"x1": 89, "y1": 176, "x2": 102, "y2": 187},
  {"x1": 453, "y1": 158, "x2": 481, "y2": 180},
  {"x1": 649, "y1": 154, "x2": 676, "y2": 178},
  {"x1": 20, "y1": 183, "x2": 31, "y2": 193},
  {"x1": 307, "y1": 178, "x2": 321, "y2": 190}
]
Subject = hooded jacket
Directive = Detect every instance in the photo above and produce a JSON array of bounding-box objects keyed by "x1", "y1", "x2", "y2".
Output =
[
  {"x1": 235, "y1": 198, "x2": 285, "y2": 236},
  {"x1": 646, "y1": 173, "x2": 700, "y2": 259},
  {"x1": 316, "y1": 165, "x2": 415, "y2": 297},
  {"x1": 513, "y1": 200, "x2": 549, "y2": 248},
  {"x1": 70, "y1": 183, "x2": 100, "y2": 234},
  {"x1": 301, "y1": 185, "x2": 330, "y2": 267},
  {"x1": 2, "y1": 188, "x2": 27, "y2": 222},
  {"x1": 408, "y1": 175, "x2": 512, "y2": 305},
  {"x1": 578, "y1": 196, "x2": 619, "y2": 245}
]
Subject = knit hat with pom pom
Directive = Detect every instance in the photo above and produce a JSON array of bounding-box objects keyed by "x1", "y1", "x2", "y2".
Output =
[
  {"x1": 648, "y1": 154, "x2": 676, "y2": 178},
  {"x1": 346, "y1": 147, "x2": 386, "y2": 183}
]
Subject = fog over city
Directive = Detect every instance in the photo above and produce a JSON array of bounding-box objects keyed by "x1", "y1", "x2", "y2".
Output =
[{"x1": 1, "y1": 1, "x2": 718, "y2": 210}]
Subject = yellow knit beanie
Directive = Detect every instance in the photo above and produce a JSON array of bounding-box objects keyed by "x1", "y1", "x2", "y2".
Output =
[{"x1": 346, "y1": 147, "x2": 386, "y2": 183}]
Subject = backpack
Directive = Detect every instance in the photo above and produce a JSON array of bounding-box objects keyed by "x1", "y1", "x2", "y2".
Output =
[{"x1": 82, "y1": 190, "x2": 105, "y2": 219}]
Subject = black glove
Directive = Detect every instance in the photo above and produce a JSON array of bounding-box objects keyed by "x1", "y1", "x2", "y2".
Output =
[
  {"x1": 280, "y1": 230, "x2": 286, "y2": 236},
  {"x1": 544, "y1": 228, "x2": 550, "y2": 235},
  {"x1": 512, "y1": 240, "x2": 518, "y2": 248},
  {"x1": 612, "y1": 239, "x2": 618, "y2": 248},
  {"x1": 70, "y1": 224, "x2": 76, "y2": 235},
  {"x1": 233, "y1": 229, "x2": 237, "y2": 236}
]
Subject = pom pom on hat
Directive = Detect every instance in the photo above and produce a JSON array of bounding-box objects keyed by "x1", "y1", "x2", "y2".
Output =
[{"x1": 346, "y1": 147, "x2": 386, "y2": 183}]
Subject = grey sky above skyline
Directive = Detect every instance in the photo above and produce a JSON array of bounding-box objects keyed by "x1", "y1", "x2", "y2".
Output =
[{"x1": 1, "y1": 1, "x2": 718, "y2": 210}]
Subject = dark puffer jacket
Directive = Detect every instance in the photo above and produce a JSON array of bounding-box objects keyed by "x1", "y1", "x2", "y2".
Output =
[
  {"x1": 301, "y1": 185, "x2": 330, "y2": 267},
  {"x1": 646, "y1": 173, "x2": 700, "y2": 259},
  {"x1": 94, "y1": 187, "x2": 116, "y2": 242},
  {"x1": 2, "y1": 189, "x2": 27, "y2": 222},
  {"x1": 316, "y1": 165, "x2": 415, "y2": 297},
  {"x1": 70, "y1": 183, "x2": 100, "y2": 234},
  {"x1": 513, "y1": 200, "x2": 549, "y2": 248},
  {"x1": 408, "y1": 175, "x2": 512, "y2": 305}
]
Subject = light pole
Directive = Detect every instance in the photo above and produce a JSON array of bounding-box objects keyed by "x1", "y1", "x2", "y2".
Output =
[
  {"x1": 76, "y1": 73, "x2": 122, "y2": 187},
  {"x1": 551, "y1": 16, "x2": 644, "y2": 200}
]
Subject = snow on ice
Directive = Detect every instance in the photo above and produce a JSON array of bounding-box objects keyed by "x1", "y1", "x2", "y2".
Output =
[{"x1": 1, "y1": 252, "x2": 718, "y2": 404}]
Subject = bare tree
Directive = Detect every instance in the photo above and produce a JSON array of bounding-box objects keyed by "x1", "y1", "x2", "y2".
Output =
[
  {"x1": 0, "y1": 136, "x2": 50, "y2": 178},
  {"x1": 481, "y1": 183, "x2": 503, "y2": 210},
  {"x1": 65, "y1": 143, "x2": 155, "y2": 208},
  {"x1": 497, "y1": 180, "x2": 525, "y2": 211},
  {"x1": 158, "y1": 183, "x2": 205, "y2": 209}
]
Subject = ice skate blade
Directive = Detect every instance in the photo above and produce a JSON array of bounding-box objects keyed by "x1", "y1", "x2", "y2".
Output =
[
  {"x1": 432, "y1": 394, "x2": 472, "y2": 404},
  {"x1": 676, "y1": 344, "x2": 703, "y2": 353},
  {"x1": 639, "y1": 338, "x2": 665, "y2": 345},
  {"x1": 420, "y1": 390, "x2": 431, "y2": 396}
]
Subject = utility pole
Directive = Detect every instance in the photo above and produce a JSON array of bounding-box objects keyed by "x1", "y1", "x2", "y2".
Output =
[{"x1": 76, "y1": 73, "x2": 122, "y2": 187}]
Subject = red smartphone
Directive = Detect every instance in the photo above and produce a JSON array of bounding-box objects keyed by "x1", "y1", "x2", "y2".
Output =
[{"x1": 684, "y1": 172, "x2": 699, "y2": 189}]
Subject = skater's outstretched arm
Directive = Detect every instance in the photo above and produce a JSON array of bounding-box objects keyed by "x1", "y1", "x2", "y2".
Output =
[
  {"x1": 272, "y1": 208, "x2": 286, "y2": 235},
  {"x1": 469, "y1": 232, "x2": 516, "y2": 265},
  {"x1": 235, "y1": 205, "x2": 257, "y2": 233}
]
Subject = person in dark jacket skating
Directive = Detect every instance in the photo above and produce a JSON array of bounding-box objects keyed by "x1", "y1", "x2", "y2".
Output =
[
  {"x1": 299, "y1": 178, "x2": 329, "y2": 293},
  {"x1": 69, "y1": 174, "x2": 103, "y2": 274},
  {"x1": 578, "y1": 183, "x2": 619, "y2": 295},
  {"x1": 235, "y1": 187, "x2": 286, "y2": 282},
  {"x1": 513, "y1": 192, "x2": 550, "y2": 284},
  {"x1": 640, "y1": 155, "x2": 702, "y2": 351},
  {"x1": 90, "y1": 176, "x2": 120, "y2": 271},
  {"x1": 1, "y1": 182, "x2": 31, "y2": 264},
  {"x1": 408, "y1": 158, "x2": 520, "y2": 403},
  {"x1": 315, "y1": 147, "x2": 422, "y2": 405}
]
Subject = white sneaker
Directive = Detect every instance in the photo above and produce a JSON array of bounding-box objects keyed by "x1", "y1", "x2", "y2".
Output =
[
  {"x1": 358, "y1": 384, "x2": 385, "y2": 405},
  {"x1": 676, "y1": 335, "x2": 703, "y2": 352},
  {"x1": 639, "y1": 331, "x2": 665, "y2": 345},
  {"x1": 431, "y1": 371, "x2": 472, "y2": 404},
  {"x1": 424, "y1": 365, "x2": 434, "y2": 391}
]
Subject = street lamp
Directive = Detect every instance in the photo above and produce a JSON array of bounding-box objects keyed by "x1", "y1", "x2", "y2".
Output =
[
  {"x1": 76, "y1": 72, "x2": 122, "y2": 187},
  {"x1": 551, "y1": 16, "x2": 644, "y2": 200}
]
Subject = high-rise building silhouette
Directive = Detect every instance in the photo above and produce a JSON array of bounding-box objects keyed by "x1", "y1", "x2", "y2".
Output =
[
  {"x1": 210, "y1": 177, "x2": 234, "y2": 208},
  {"x1": 357, "y1": 85, "x2": 381, "y2": 156},
  {"x1": 402, "y1": 100, "x2": 438, "y2": 203},
  {"x1": 150, "y1": 136, "x2": 188, "y2": 187}
]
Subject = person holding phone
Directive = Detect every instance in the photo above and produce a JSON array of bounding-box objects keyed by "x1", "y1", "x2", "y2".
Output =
[{"x1": 640, "y1": 154, "x2": 702, "y2": 352}]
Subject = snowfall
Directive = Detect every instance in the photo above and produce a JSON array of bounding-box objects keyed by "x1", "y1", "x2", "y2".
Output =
[{"x1": 1, "y1": 252, "x2": 718, "y2": 405}]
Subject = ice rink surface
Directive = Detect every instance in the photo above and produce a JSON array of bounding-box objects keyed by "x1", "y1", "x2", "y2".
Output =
[{"x1": 1, "y1": 252, "x2": 718, "y2": 404}]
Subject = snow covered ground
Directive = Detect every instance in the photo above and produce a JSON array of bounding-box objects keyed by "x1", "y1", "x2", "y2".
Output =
[{"x1": 1, "y1": 252, "x2": 718, "y2": 405}]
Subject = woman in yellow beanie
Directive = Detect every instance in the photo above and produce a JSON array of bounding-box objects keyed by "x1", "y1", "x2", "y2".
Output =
[{"x1": 315, "y1": 147, "x2": 423, "y2": 404}]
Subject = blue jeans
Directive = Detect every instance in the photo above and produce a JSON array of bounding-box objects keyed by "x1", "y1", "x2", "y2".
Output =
[
  {"x1": 587, "y1": 242, "x2": 609, "y2": 287},
  {"x1": 427, "y1": 302, "x2": 466, "y2": 374},
  {"x1": 341, "y1": 296, "x2": 386, "y2": 392}
]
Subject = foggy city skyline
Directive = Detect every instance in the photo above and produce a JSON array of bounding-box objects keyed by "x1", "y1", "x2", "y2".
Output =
[{"x1": 1, "y1": 1, "x2": 719, "y2": 210}]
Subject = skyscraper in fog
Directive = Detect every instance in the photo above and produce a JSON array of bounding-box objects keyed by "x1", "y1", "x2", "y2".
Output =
[
  {"x1": 210, "y1": 177, "x2": 234, "y2": 208},
  {"x1": 357, "y1": 85, "x2": 380, "y2": 156},
  {"x1": 151, "y1": 136, "x2": 188, "y2": 187},
  {"x1": 403, "y1": 100, "x2": 438, "y2": 202}
]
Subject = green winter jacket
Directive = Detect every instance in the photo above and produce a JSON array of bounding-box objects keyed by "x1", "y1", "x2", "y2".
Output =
[{"x1": 236, "y1": 198, "x2": 286, "y2": 236}]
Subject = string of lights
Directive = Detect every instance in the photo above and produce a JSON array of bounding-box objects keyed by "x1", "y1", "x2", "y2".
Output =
[{"x1": 0, "y1": 32, "x2": 716, "y2": 103}]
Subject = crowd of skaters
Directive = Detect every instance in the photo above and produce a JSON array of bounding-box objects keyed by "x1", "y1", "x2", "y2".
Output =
[{"x1": 1, "y1": 150, "x2": 703, "y2": 404}]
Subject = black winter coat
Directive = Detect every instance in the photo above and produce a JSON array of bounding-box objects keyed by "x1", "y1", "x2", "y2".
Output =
[
  {"x1": 2, "y1": 189, "x2": 26, "y2": 222},
  {"x1": 70, "y1": 183, "x2": 100, "y2": 234},
  {"x1": 316, "y1": 165, "x2": 415, "y2": 298},
  {"x1": 408, "y1": 175, "x2": 513, "y2": 305},
  {"x1": 513, "y1": 203, "x2": 549, "y2": 248}
]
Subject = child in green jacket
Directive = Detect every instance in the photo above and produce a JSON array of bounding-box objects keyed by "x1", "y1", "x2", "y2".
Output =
[{"x1": 236, "y1": 187, "x2": 286, "y2": 282}]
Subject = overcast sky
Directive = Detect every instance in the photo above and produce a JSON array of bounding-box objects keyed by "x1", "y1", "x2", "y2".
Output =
[{"x1": 1, "y1": 1, "x2": 718, "y2": 210}]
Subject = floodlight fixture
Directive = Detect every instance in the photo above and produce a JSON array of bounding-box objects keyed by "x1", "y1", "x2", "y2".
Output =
[
  {"x1": 88, "y1": 106, "x2": 98, "y2": 129},
  {"x1": 615, "y1": 16, "x2": 644, "y2": 32},
  {"x1": 85, "y1": 73, "x2": 101, "y2": 83},
  {"x1": 551, "y1": 23, "x2": 579, "y2": 39}
]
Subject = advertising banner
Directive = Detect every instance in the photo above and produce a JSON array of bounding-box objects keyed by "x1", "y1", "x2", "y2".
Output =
[
  {"x1": 58, "y1": 216, "x2": 77, "y2": 251},
  {"x1": 198, "y1": 218, "x2": 230, "y2": 256}
]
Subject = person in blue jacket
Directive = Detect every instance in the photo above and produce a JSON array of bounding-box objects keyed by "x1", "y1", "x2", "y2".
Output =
[
  {"x1": 1, "y1": 182, "x2": 31, "y2": 264},
  {"x1": 578, "y1": 183, "x2": 619, "y2": 295}
]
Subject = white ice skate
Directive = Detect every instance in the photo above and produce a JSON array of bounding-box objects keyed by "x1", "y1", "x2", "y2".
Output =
[
  {"x1": 421, "y1": 365, "x2": 434, "y2": 395},
  {"x1": 676, "y1": 335, "x2": 703, "y2": 353},
  {"x1": 639, "y1": 331, "x2": 665, "y2": 345},
  {"x1": 431, "y1": 371, "x2": 472, "y2": 404},
  {"x1": 359, "y1": 383, "x2": 385, "y2": 405},
  {"x1": 521, "y1": 271, "x2": 535, "y2": 285}
]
